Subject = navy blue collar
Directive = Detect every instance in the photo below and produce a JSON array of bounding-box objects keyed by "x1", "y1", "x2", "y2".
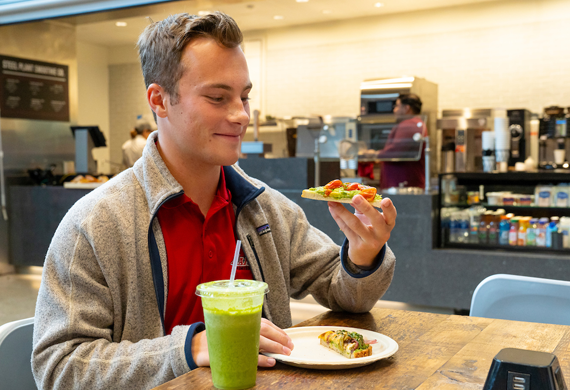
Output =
[{"x1": 223, "y1": 165, "x2": 265, "y2": 209}]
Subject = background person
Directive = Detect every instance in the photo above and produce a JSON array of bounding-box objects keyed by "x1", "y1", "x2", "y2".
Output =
[
  {"x1": 32, "y1": 12, "x2": 397, "y2": 390},
  {"x1": 379, "y1": 93, "x2": 426, "y2": 189},
  {"x1": 122, "y1": 118, "x2": 155, "y2": 168}
]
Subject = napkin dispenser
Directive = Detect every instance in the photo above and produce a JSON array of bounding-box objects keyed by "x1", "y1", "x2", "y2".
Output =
[{"x1": 483, "y1": 348, "x2": 566, "y2": 390}]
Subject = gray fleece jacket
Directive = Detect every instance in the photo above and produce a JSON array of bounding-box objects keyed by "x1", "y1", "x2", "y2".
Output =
[{"x1": 32, "y1": 132, "x2": 395, "y2": 390}]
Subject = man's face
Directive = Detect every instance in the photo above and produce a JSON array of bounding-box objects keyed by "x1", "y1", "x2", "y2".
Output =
[
  {"x1": 393, "y1": 99, "x2": 411, "y2": 118},
  {"x1": 162, "y1": 37, "x2": 251, "y2": 167}
]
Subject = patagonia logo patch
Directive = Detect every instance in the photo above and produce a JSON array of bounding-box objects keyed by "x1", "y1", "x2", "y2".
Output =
[{"x1": 256, "y1": 224, "x2": 271, "y2": 236}]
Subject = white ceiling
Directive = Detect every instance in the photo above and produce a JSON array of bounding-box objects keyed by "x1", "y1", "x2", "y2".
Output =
[{"x1": 74, "y1": 0, "x2": 500, "y2": 47}]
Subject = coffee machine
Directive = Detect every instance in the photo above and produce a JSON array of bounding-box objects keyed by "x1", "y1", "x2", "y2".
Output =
[
  {"x1": 507, "y1": 109, "x2": 531, "y2": 166},
  {"x1": 437, "y1": 109, "x2": 492, "y2": 172}
]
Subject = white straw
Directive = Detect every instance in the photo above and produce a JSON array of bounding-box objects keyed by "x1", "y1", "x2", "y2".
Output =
[{"x1": 229, "y1": 240, "x2": 241, "y2": 283}]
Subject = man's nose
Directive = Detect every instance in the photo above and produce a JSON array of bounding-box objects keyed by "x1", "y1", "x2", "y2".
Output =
[{"x1": 229, "y1": 99, "x2": 250, "y2": 126}]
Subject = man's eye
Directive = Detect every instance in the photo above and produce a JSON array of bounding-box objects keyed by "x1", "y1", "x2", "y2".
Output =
[
  {"x1": 242, "y1": 97, "x2": 250, "y2": 102},
  {"x1": 207, "y1": 96, "x2": 223, "y2": 102}
]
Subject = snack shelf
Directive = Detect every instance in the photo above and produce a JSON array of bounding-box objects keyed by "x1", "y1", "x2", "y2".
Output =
[
  {"x1": 443, "y1": 242, "x2": 570, "y2": 254},
  {"x1": 442, "y1": 203, "x2": 570, "y2": 213},
  {"x1": 438, "y1": 172, "x2": 570, "y2": 253}
]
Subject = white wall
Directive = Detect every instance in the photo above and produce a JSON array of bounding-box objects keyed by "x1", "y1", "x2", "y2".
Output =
[
  {"x1": 76, "y1": 41, "x2": 111, "y2": 174},
  {"x1": 108, "y1": 62, "x2": 152, "y2": 172},
  {"x1": 243, "y1": 0, "x2": 570, "y2": 118}
]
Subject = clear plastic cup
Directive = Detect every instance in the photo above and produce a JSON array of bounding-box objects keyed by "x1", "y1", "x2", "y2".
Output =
[{"x1": 196, "y1": 280, "x2": 269, "y2": 390}]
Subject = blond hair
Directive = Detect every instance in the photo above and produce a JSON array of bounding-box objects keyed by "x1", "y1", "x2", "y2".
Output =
[{"x1": 137, "y1": 11, "x2": 243, "y2": 105}]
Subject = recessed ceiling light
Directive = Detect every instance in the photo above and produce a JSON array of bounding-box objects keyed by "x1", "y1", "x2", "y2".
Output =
[
  {"x1": 322, "y1": 10, "x2": 332, "y2": 14},
  {"x1": 115, "y1": 21, "x2": 127, "y2": 27},
  {"x1": 274, "y1": 15, "x2": 284, "y2": 20},
  {"x1": 375, "y1": 2, "x2": 384, "y2": 7},
  {"x1": 198, "y1": 10, "x2": 211, "y2": 16}
]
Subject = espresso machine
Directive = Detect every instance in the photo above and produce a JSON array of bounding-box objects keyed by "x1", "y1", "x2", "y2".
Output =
[
  {"x1": 507, "y1": 109, "x2": 531, "y2": 166},
  {"x1": 437, "y1": 109, "x2": 493, "y2": 172}
]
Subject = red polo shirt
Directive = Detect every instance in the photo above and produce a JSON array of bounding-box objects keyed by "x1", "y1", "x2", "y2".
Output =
[{"x1": 157, "y1": 168, "x2": 253, "y2": 335}]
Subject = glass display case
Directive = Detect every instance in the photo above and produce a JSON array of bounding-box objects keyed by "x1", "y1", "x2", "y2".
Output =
[{"x1": 438, "y1": 172, "x2": 570, "y2": 253}]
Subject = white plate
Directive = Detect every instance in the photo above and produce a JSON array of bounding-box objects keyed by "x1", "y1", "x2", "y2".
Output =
[{"x1": 261, "y1": 326, "x2": 398, "y2": 370}]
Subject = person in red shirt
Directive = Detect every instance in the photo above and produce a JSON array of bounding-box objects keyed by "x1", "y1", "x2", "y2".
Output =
[
  {"x1": 379, "y1": 93, "x2": 427, "y2": 189},
  {"x1": 33, "y1": 13, "x2": 398, "y2": 390},
  {"x1": 143, "y1": 13, "x2": 397, "y2": 369}
]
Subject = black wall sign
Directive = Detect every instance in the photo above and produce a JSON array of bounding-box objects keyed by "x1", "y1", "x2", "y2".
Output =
[{"x1": 0, "y1": 55, "x2": 69, "y2": 122}]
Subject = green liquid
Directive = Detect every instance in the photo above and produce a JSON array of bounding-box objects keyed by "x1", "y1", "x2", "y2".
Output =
[{"x1": 204, "y1": 308, "x2": 262, "y2": 390}]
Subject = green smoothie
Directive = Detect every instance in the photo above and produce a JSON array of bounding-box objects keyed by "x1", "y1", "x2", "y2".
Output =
[
  {"x1": 204, "y1": 307, "x2": 262, "y2": 389},
  {"x1": 196, "y1": 280, "x2": 269, "y2": 390}
]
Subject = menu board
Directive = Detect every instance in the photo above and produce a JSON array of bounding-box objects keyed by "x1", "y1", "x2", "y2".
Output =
[{"x1": 0, "y1": 55, "x2": 69, "y2": 121}]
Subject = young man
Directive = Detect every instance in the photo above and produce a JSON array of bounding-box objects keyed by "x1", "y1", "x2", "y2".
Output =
[{"x1": 32, "y1": 12, "x2": 397, "y2": 389}]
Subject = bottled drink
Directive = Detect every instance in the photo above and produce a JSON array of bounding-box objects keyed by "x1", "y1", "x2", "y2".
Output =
[
  {"x1": 479, "y1": 211, "x2": 492, "y2": 245},
  {"x1": 536, "y1": 219, "x2": 548, "y2": 247},
  {"x1": 526, "y1": 218, "x2": 538, "y2": 246},
  {"x1": 509, "y1": 218, "x2": 519, "y2": 246},
  {"x1": 488, "y1": 212, "x2": 499, "y2": 245},
  {"x1": 458, "y1": 212, "x2": 470, "y2": 243},
  {"x1": 498, "y1": 216, "x2": 510, "y2": 245},
  {"x1": 469, "y1": 210, "x2": 480, "y2": 244},
  {"x1": 546, "y1": 221, "x2": 558, "y2": 248},
  {"x1": 560, "y1": 217, "x2": 570, "y2": 248},
  {"x1": 518, "y1": 217, "x2": 530, "y2": 246},
  {"x1": 441, "y1": 208, "x2": 451, "y2": 245},
  {"x1": 449, "y1": 211, "x2": 459, "y2": 243}
]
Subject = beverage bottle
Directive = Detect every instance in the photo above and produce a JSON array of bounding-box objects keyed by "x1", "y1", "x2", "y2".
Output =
[
  {"x1": 479, "y1": 211, "x2": 491, "y2": 245},
  {"x1": 450, "y1": 211, "x2": 460, "y2": 243},
  {"x1": 518, "y1": 217, "x2": 530, "y2": 246},
  {"x1": 498, "y1": 216, "x2": 510, "y2": 245},
  {"x1": 560, "y1": 217, "x2": 570, "y2": 248},
  {"x1": 526, "y1": 218, "x2": 538, "y2": 246},
  {"x1": 469, "y1": 210, "x2": 480, "y2": 244},
  {"x1": 488, "y1": 213, "x2": 499, "y2": 245},
  {"x1": 546, "y1": 221, "x2": 558, "y2": 248},
  {"x1": 509, "y1": 218, "x2": 519, "y2": 246},
  {"x1": 536, "y1": 219, "x2": 548, "y2": 247},
  {"x1": 458, "y1": 211, "x2": 470, "y2": 243}
]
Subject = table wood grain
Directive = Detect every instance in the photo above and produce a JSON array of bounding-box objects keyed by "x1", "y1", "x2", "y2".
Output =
[{"x1": 153, "y1": 308, "x2": 570, "y2": 389}]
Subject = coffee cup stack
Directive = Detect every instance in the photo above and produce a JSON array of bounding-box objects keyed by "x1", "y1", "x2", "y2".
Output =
[
  {"x1": 494, "y1": 116, "x2": 510, "y2": 172},
  {"x1": 482, "y1": 131, "x2": 495, "y2": 172}
]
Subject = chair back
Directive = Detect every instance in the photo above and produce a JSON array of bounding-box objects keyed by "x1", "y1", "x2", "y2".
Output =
[
  {"x1": 0, "y1": 317, "x2": 36, "y2": 389},
  {"x1": 470, "y1": 274, "x2": 570, "y2": 325}
]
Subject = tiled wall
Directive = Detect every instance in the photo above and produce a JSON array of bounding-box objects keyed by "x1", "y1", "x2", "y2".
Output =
[{"x1": 108, "y1": 63, "x2": 151, "y2": 173}]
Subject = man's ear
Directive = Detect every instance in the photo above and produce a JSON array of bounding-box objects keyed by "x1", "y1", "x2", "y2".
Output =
[{"x1": 147, "y1": 83, "x2": 168, "y2": 119}]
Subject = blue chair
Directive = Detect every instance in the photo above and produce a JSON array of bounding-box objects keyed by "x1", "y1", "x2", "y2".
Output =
[
  {"x1": 470, "y1": 274, "x2": 570, "y2": 326},
  {"x1": 0, "y1": 317, "x2": 36, "y2": 389}
]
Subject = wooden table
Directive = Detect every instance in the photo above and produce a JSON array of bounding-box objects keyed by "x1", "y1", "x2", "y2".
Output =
[{"x1": 154, "y1": 308, "x2": 570, "y2": 389}]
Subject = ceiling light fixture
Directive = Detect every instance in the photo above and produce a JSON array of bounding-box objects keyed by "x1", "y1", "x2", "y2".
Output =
[
  {"x1": 322, "y1": 10, "x2": 332, "y2": 14},
  {"x1": 115, "y1": 21, "x2": 127, "y2": 27},
  {"x1": 198, "y1": 10, "x2": 211, "y2": 16},
  {"x1": 375, "y1": 2, "x2": 384, "y2": 7},
  {"x1": 274, "y1": 15, "x2": 284, "y2": 20}
]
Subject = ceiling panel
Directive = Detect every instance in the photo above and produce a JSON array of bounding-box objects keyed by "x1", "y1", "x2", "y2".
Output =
[{"x1": 72, "y1": 0, "x2": 501, "y2": 47}]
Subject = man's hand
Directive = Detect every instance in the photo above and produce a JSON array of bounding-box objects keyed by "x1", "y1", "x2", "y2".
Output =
[
  {"x1": 191, "y1": 318, "x2": 294, "y2": 368},
  {"x1": 258, "y1": 318, "x2": 294, "y2": 367},
  {"x1": 328, "y1": 195, "x2": 397, "y2": 268}
]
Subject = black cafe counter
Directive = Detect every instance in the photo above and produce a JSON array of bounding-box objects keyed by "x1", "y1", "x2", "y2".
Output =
[{"x1": 5, "y1": 159, "x2": 570, "y2": 311}]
